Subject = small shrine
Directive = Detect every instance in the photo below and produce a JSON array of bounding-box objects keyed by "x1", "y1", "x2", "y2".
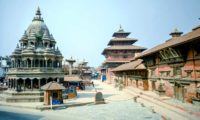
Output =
[{"x1": 41, "y1": 81, "x2": 65, "y2": 105}]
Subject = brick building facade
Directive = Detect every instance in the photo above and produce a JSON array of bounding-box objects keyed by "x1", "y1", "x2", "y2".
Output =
[
  {"x1": 112, "y1": 25, "x2": 200, "y2": 103},
  {"x1": 101, "y1": 25, "x2": 146, "y2": 83}
]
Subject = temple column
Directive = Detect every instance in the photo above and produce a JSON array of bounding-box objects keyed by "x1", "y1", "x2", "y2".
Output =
[
  {"x1": 21, "y1": 61, "x2": 23, "y2": 67},
  {"x1": 12, "y1": 79, "x2": 15, "y2": 89},
  {"x1": 38, "y1": 79, "x2": 41, "y2": 90},
  {"x1": 31, "y1": 79, "x2": 33, "y2": 91},
  {"x1": 23, "y1": 79, "x2": 26, "y2": 91},
  {"x1": 11, "y1": 80, "x2": 13, "y2": 89},
  {"x1": 7, "y1": 80, "x2": 10, "y2": 88},
  {"x1": 13, "y1": 60, "x2": 15, "y2": 68},
  {"x1": 31, "y1": 59, "x2": 33, "y2": 68},
  {"x1": 15, "y1": 79, "x2": 18, "y2": 91},
  {"x1": 52, "y1": 60, "x2": 54, "y2": 68},
  {"x1": 59, "y1": 61, "x2": 62, "y2": 68},
  {"x1": 20, "y1": 60, "x2": 22, "y2": 67},
  {"x1": 46, "y1": 60, "x2": 48, "y2": 68},
  {"x1": 46, "y1": 79, "x2": 47, "y2": 84},
  {"x1": 57, "y1": 78, "x2": 60, "y2": 83},
  {"x1": 15, "y1": 60, "x2": 18, "y2": 68},
  {"x1": 10, "y1": 61, "x2": 12, "y2": 68},
  {"x1": 26, "y1": 60, "x2": 28, "y2": 68}
]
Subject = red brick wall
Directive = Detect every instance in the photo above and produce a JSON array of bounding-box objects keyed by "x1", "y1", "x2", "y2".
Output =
[
  {"x1": 164, "y1": 81, "x2": 174, "y2": 97},
  {"x1": 185, "y1": 83, "x2": 197, "y2": 102}
]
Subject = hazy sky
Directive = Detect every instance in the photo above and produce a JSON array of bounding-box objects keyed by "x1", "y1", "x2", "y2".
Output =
[{"x1": 0, "y1": 0, "x2": 200, "y2": 67}]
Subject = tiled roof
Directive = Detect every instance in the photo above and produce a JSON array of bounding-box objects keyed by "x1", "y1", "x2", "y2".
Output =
[
  {"x1": 112, "y1": 59, "x2": 145, "y2": 71},
  {"x1": 102, "y1": 45, "x2": 146, "y2": 55},
  {"x1": 104, "y1": 60, "x2": 129, "y2": 63},
  {"x1": 106, "y1": 45, "x2": 146, "y2": 50},
  {"x1": 41, "y1": 81, "x2": 65, "y2": 90},
  {"x1": 112, "y1": 32, "x2": 130, "y2": 37},
  {"x1": 64, "y1": 75, "x2": 82, "y2": 82},
  {"x1": 108, "y1": 37, "x2": 137, "y2": 45},
  {"x1": 111, "y1": 37, "x2": 137, "y2": 41},
  {"x1": 136, "y1": 26, "x2": 200, "y2": 58}
]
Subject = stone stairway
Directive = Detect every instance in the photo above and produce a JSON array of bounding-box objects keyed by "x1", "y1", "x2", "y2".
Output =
[
  {"x1": 123, "y1": 87, "x2": 200, "y2": 120},
  {"x1": 0, "y1": 90, "x2": 43, "y2": 102}
]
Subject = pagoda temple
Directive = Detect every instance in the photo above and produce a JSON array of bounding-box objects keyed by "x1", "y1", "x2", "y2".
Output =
[
  {"x1": 6, "y1": 7, "x2": 64, "y2": 93},
  {"x1": 101, "y1": 25, "x2": 146, "y2": 83}
]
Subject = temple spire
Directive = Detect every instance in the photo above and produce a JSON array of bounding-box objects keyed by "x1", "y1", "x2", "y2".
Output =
[
  {"x1": 118, "y1": 24, "x2": 124, "y2": 32},
  {"x1": 170, "y1": 28, "x2": 183, "y2": 38},
  {"x1": 32, "y1": 6, "x2": 43, "y2": 21},
  {"x1": 36, "y1": 6, "x2": 41, "y2": 16}
]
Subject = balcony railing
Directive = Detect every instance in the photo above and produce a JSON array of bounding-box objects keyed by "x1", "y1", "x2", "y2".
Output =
[{"x1": 8, "y1": 67, "x2": 63, "y2": 73}]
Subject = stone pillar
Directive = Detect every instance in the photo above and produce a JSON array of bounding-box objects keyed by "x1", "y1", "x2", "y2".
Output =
[
  {"x1": 11, "y1": 79, "x2": 14, "y2": 89},
  {"x1": 15, "y1": 79, "x2": 18, "y2": 91},
  {"x1": 57, "y1": 78, "x2": 60, "y2": 83},
  {"x1": 20, "y1": 60, "x2": 22, "y2": 67},
  {"x1": 13, "y1": 60, "x2": 15, "y2": 68},
  {"x1": 14, "y1": 80, "x2": 15, "y2": 89},
  {"x1": 31, "y1": 59, "x2": 33, "y2": 68},
  {"x1": 26, "y1": 60, "x2": 28, "y2": 68},
  {"x1": 31, "y1": 79, "x2": 33, "y2": 91},
  {"x1": 46, "y1": 60, "x2": 48, "y2": 68},
  {"x1": 23, "y1": 79, "x2": 26, "y2": 91},
  {"x1": 46, "y1": 79, "x2": 48, "y2": 84},
  {"x1": 15, "y1": 61, "x2": 18, "y2": 68},
  {"x1": 38, "y1": 79, "x2": 41, "y2": 90},
  {"x1": 59, "y1": 61, "x2": 62, "y2": 68},
  {"x1": 52, "y1": 61, "x2": 54, "y2": 68},
  {"x1": 7, "y1": 80, "x2": 10, "y2": 88}
]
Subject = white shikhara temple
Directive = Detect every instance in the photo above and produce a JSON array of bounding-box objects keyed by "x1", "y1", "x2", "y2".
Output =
[{"x1": 6, "y1": 7, "x2": 64, "y2": 92}]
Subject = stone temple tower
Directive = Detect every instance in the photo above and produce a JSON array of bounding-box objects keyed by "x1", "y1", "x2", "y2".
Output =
[{"x1": 6, "y1": 7, "x2": 64, "y2": 93}]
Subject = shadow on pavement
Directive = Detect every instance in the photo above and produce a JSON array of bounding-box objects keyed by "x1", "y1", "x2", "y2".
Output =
[{"x1": 0, "y1": 111, "x2": 43, "y2": 120}]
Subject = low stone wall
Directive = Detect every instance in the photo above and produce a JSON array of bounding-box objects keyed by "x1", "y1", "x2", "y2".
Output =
[{"x1": 0, "y1": 90, "x2": 44, "y2": 103}]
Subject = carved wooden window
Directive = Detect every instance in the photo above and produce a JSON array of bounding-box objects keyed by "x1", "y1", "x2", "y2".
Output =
[
  {"x1": 173, "y1": 67, "x2": 181, "y2": 76},
  {"x1": 166, "y1": 71, "x2": 170, "y2": 77},
  {"x1": 123, "y1": 56, "x2": 127, "y2": 58},
  {"x1": 150, "y1": 69, "x2": 155, "y2": 76},
  {"x1": 164, "y1": 49, "x2": 171, "y2": 58},
  {"x1": 159, "y1": 51, "x2": 167, "y2": 59},
  {"x1": 123, "y1": 50, "x2": 127, "y2": 53},
  {"x1": 195, "y1": 46, "x2": 200, "y2": 56},
  {"x1": 169, "y1": 48, "x2": 179, "y2": 57},
  {"x1": 186, "y1": 70, "x2": 192, "y2": 77},
  {"x1": 160, "y1": 71, "x2": 165, "y2": 77}
]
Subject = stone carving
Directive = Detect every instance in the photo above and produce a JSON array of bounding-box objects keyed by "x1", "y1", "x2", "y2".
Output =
[{"x1": 95, "y1": 92, "x2": 105, "y2": 104}]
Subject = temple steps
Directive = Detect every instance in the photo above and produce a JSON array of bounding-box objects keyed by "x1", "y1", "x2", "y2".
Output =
[{"x1": 0, "y1": 90, "x2": 44, "y2": 102}]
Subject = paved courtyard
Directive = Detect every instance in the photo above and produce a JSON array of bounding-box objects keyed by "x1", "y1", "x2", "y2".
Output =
[
  {"x1": 0, "y1": 80, "x2": 162, "y2": 120},
  {"x1": 0, "y1": 100, "x2": 161, "y2": 120},
  {"x1": 1, "y1": 80, "x2": 200, "y2": 120}
]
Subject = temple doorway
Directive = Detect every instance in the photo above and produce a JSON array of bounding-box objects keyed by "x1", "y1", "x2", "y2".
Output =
[
  {"x1": 174, "y1": 82, "x2": 185, "y2": 102},
  {"x1": 151, "y1": 81, "x2": 156, "y2": 91}
]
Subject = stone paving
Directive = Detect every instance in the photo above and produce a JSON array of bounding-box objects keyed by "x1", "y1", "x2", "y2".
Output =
[
  {"x1": 1, "y1": 80, "x2": 199, "y2": 120},
  {"x1": 0, "y1": 80, "x2": 162, "y2": 120},
  {"x1": 123, "y1": 86, "x2": 200, "y2": 120}
]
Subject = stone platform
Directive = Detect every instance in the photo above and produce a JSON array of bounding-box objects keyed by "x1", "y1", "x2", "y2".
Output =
[{"x1": 0, "y1": 90, "x2": 44, "y2": 102}]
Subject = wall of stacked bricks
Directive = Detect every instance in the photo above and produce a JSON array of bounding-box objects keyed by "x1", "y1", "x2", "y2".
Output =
[{"x1": 151, "y1": 48, "x2": 200, "y2": 103}]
